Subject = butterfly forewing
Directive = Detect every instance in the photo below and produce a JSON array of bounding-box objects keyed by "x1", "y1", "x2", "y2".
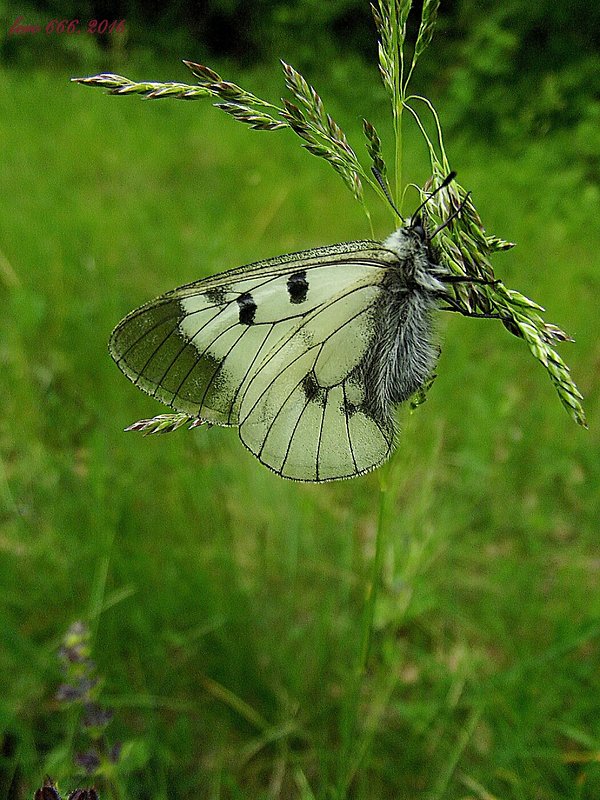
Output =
[{"x1": 110, "y1": 242, "x2": 394, "y2": 423}]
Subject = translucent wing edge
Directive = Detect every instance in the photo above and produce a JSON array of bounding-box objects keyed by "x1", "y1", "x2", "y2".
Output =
[{"x1": 239, "y1": 415, "x2": 396, "y2": 482}]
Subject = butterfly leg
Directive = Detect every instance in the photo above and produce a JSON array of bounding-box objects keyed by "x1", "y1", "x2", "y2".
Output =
[
  {"x1": 438, "y1": 294, "x2": 504, "y2": 320},
  {"x1": 439, "y1": 275, "x2": 501, "y2": 286}
]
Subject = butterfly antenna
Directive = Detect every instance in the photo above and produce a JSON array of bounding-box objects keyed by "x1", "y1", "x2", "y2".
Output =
[
  {"x1": 430, "y1": 190, "x2": 472, "y2": 238},
  {"x1": 371, "y1": 166, "x2": 404, "y2": 222},
  {"x1": 411, "y1": 170, "x2": 457, "y2": 222}
]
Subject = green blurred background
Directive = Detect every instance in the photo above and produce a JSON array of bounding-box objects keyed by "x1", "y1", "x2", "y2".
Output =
[{"x1": 1, "y1": 1, "x2": 599, "y2": 798}]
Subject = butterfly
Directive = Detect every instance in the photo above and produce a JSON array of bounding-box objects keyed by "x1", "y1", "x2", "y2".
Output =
[{"x1": 109, "y1": 173, "x2": 495, "y2": 481}]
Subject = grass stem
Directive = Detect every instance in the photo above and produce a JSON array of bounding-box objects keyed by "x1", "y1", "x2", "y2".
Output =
[{"x1": 337, "y1": 466, "x2": 389, "y2": 797}]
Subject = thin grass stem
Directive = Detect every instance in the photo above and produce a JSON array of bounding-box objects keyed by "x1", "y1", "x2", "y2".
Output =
[
  {"x1": 337, "y1": 464, "x2": 390, "y2": 797},
  {"x1": 358, "y1": 470, "x2": 389, "y2": 672},
  {"x1": 405, "y1": 93, "x2": 450, "y2": 170}
]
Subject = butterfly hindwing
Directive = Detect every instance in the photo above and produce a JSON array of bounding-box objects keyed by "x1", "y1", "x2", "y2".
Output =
[{"x1": 238, "y1": 280, "x2": 395, "y2": 480}]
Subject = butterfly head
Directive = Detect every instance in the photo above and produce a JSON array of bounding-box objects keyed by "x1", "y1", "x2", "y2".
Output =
[
  {"x1": 383, "y1": 219, "x2": 441, "y2": 291},
  {"x1": 406, "y1": 213, "x2": 427, "y2": 243}
]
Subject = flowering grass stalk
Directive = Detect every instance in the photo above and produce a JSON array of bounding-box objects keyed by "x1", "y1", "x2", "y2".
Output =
[{"x1": 74, "y1": 2, "x2": 585, "y2": 431}]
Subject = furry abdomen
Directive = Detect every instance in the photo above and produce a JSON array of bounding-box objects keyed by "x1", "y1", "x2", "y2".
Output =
[
  {"x1": 385, "y1": 290, "x2": 439, "y2": 403},
  {"x1": 362, "y1": 284, "x2": 439, "y2": 423}
]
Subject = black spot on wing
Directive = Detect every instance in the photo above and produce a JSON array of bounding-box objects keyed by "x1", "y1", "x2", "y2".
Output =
[
  {"x1": 205, "y1": 286, "x2": 228, "y2": 307},
  {"x1": 302, "y1": 372, "x2": 322, "y2": 404},
  {"x1": 237, "y1": 292, "x2": 256, "y2": 325},
  {"x1": 287, "y1": 270, "x2": 309, "y2": 304},
  {"x1": 344, "y1": 398, "x2": 358, "y2": 417}
]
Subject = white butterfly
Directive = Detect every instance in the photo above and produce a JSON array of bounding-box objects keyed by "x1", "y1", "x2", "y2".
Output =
[{"x1": 110, "y1": 176, "x2": 493, "y2": 481}]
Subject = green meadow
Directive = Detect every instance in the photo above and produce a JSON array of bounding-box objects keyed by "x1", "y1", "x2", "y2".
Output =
[{"x1": 1, "y1": 55, "x2": 599, "y2": 800}]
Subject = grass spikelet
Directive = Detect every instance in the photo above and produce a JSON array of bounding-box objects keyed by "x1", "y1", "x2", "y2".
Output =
[
  {"x1": 486, "y1": 234, "x2": 516, "y2": 252},
  {"x1": 214, "y1": 102, "x2": 286, "y2": 130},
  {"x1": 125, "y1": 413, "x2": 199, "y2": 435},
  {"x1": 182, "y1": 60, "x2": 222, "y2": 83},
  {"x1": 362, "y1": 118, "x2": 388, "y2": 177},
  {"x1": 413, "y1": 0, "x2": 441, "y2": 61}
]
